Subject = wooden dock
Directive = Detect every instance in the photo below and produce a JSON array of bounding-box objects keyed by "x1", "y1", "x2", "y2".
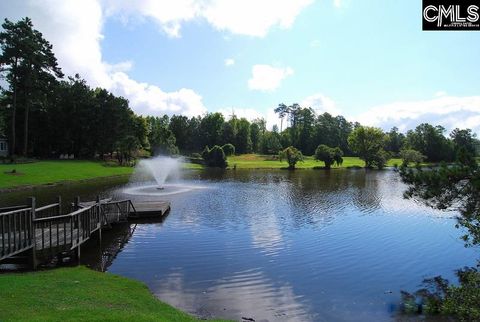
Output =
[
  {"x1": 0, "y1": 196, "x2": 170, "y2": 268},
  {"x1": 129, "y1": 201, "x2": 170, "y2": 218}
]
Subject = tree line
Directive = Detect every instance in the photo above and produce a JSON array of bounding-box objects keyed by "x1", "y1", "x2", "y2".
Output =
[{"x1": 1, "y1": 17, "x2": 478, "y2": 166}]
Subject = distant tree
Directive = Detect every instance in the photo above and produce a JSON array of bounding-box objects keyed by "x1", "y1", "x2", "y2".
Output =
[
  {"x1": 146, "y1": 116, "x2": 179, "y2": 155},
  {"x1": 333, "y1": 147, "x2": 344, "y2": 166},
  {"x1": 404, "y1": 123, "x2": 453, "y2": 162},
  {"x1": 250, "y1": 118, "x2": 267, "y2": 153},
  {"x1": 450, "y1": 128, "x2": 477, "y2": 157},
  {"x1": 314, "y1": 144, "x2": 335, "y2": 169},
  {"x1": 400, "y1": 149, "x2": 426, "y2": 166},
  {"x1": 370, "y1": 149, "x2": 391, "y2": 169},
  {"x1": 199, "y1": 112, "x2": 224, "y2": 148},
  {"x1": 235, "y1": 118, "x2": 252, "y2": 154},
  {"x1": 222, "y1": 143, "x2": 235, "y2": 156},
  {"x1": 221, "y1": 116, "x2": 238, "y2": 147},
  {"x1": 116, "y1": 135, "x2": 140, "y2": 166},
  {"x1": 385, "y1": 127, "x2": 405, "y2": 155},
  {"x1": 168, "y1": 115, "x2": 189, "y2": 152},
  {"x1": 0, "y1": 17, "x2": 63, "y2": 156},
  {"x1": 348, "y1": 126, "x2": 389, "y2": 169},
  {"x1": 260, "y1": 131, "x2": 282, "y2": 155},
  {"x1": 279, "y1": 146, "x2": 303, "y2": 170},
  {"x1": 202, "y1": 145, "x2": 227, "y2": 168},
  {"x1": 274, "y1": 103, "x2": 289, "y2": 132}
]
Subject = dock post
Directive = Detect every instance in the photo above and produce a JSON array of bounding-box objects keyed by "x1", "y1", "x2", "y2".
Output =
[
  {"x1": 57, "y1": 196, "x2": 62, "y2": 215},
  {"x1": 74, "y1": 196, "x2": 80, "y2": 210},
  {"x1": 30, "y1": 197, "x2": 38, "y2": 270},
  {"x1": 96, "y1": 196, "x2": 102, "y2": 246}
]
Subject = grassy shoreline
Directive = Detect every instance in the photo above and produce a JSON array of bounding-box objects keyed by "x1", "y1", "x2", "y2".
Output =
[
  {"x1": 0, "y1": 266, "x2": 229, "y2": 322},
  {"x1": 0, "y1": 155, "x2": 403, "y2": 191},
  {"x1": 0, "y1": 160, "x2": 202, "y2": 191},
  {"x1": 226, "y1": 154, "x2": 403, "y2": 169}
]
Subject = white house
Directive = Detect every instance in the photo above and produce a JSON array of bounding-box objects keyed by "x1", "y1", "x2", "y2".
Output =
[{"x1": 0, "y1": 137, "x2": 8, "y2": 157}]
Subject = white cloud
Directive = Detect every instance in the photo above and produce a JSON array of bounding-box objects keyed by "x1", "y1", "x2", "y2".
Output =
[
  {"x1": 110, "y1": 72, "x2": 206, "y2": 117},
  {"x1": 201, "y1": 0, "x2": 313, "y2": 37},
  {"x1": 301, "y1": 93, "x2": 341, "y2": 115},
  {"x1": 104, "y1": 0, "x2": 314, "y2": 38},
  {"x1": 248, "y1": 65, "x2": 294, "y2": 92},
  {"x1": 333, "y1": 0, "x2": 342, "y2": 8},
  {"x1": 224, "y1": 58, "x2": 235, "y2": 67},
  {"x1": 0, "y1": 0, "x2": 207, "y2": 117},
  {"x1": 356, "y1": 95, "x2": 480, "y2": 134}
]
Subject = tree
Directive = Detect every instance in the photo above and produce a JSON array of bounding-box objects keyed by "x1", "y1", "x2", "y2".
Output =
[
  {"x1": 399, "y1": 147, "x2": 480, "y2": 321},
  {"x1": 314, "y1": 144, "x2": 335, "y2": 169},
  {"x1": 450, "y1": 128, "x2": 477, "y2": 157},
  {"x1": 404, "y1": 123, "x2": 453, "y2": 162},
  {"x1": 400, "y1": 149, "x2": 480, "y2": 246},
  {"x1": 274, "y1": 103, "x2": 289, "y2": 132},
  {"x1": 235, "y1": 118, "x2": 252, "y2": 154},
  {"x1": 250, "y1": 119, "x2": 265, "y2": 153},
  {"x1": 400, "y1": 149, "x2": 425, "y2": 166},
  {"x1": 199, "y1": 112, "x2": 224, "y2": 148},
  {"x1": 385, "y1": 127, "x2": 405, "y2": 155},
  {"x1": 333, "y1": 147, "x2": 344, "y2": 166},
  {"x1": 202, "y1": 145, "x2": 227, "y2": 168},
  {"x1": 0, "y1": 17, "x2": 63, "y2": 156},
  {"x1": 279, "y1": 146, "x2": 303, "y2": 170},
  {"x1": 146, "y1": 116, "x2": 179, "y2": 155},
  {"x1": 348, "y1": 126, "x2": 389, "y2": 169},
  {"x1": 222, "y1": 143, "x2": 235, "y2": 156},
  {"x1": 168, "y1": 115, "x2": 189, "y2": 152},
  {"x1": 116, "y1": 135, "x2": 140, "y2": 166},
  {"x1": 260, "y1": 131, "x2": 282, "y2": 155}
]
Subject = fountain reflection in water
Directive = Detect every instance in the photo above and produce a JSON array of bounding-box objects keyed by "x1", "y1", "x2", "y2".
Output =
[{"x1": 124, "y1": 156, "x2": 204, "y2": 197}]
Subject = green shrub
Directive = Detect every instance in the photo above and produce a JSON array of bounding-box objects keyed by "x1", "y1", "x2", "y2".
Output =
[
  {"x1": 279, "y1": 146, "x2": 303, "y2": 170},
  {"x1": 202, "y1": 145, "x2": 227, "y2": 168},
  {"x1": 222, "y1": 143, "x2": 235, "y2": 156}
]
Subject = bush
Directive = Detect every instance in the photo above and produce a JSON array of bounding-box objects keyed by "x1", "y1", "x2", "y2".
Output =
[
  {"x1": 279, "y1": 146, "x2": 303, "y2": 170},
  {"x1": 401, "y1": 267, "x2": 480, "y2": 321},
  {"x1": 314, "y1": 145, "x2": 343, "y2": 169},
  {"x1": 202, "y1": 145, "x2": 227, "y2": 168},
  {"x1": 314, "y1": 145, "x2": 335, "y2": 169},
  {"x1": 400, "y1": 149, "x2": 426, "y2": 166},
  {"x1": 222, "y1": 143, "x2": 235, "y2": 156}
]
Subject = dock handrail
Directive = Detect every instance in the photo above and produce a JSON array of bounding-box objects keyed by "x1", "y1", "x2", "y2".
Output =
[
  {"x1": 0, "y1": 207, "x2": 34, "y2": 261},
  {"x1": 0, "y1": 205, "x2": 29, "y2": 213},
  {"x1": 33, "y1": 204, "x2": 101, "y2": 252}
]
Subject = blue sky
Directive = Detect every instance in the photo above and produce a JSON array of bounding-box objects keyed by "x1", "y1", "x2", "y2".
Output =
[{"x1": 2, "y1": 0, "x2": 480, "y2": 132}]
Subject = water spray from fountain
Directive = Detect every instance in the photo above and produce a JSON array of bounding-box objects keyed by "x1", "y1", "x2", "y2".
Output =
[{"x1": 124, "y1": 155, "x2": 204, "y2": 196}]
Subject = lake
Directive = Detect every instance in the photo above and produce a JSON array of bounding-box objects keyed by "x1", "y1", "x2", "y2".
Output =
[{"x1": 1, "y1": 169, "x2": 477, "y2": 321}]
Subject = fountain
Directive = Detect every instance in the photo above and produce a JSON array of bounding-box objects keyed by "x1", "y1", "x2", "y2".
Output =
[{"x1": 123, "y1": 156, "x2": 203, "y2": 196}]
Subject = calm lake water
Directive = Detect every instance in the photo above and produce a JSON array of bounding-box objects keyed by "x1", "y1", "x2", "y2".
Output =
[{"x1": 1, "y1": 169, "x2": 478, "y2": 321}]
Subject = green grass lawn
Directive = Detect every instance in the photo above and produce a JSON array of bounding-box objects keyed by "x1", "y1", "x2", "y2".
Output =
[
  {"x1": 0, "y1": 160, "x2": 202, "y2": 190},
  {"x1": 0, "y1": 155, "x2": 399, "y2": 190},
  {"x1": 227, "y1": 154, "x2": 403, "y2": 169},
  {"x1": 0, "y1": 266, "x2": 229, "y2": 322}
]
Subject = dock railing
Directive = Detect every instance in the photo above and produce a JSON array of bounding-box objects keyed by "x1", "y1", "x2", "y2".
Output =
[{"x1": 0, "y1": 207, "x2": 33, "y2": 261}]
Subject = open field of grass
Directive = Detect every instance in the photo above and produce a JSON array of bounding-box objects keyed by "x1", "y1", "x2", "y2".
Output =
[
  {"x1": 0, "y1": 266, "x2": 229, "y2": 322},
  {"x1": 0, "y1": 160, "x2": 202, "y2": 190},
  {"x1": 227, "y1": 154, "x2": 403, "y2": 169}
]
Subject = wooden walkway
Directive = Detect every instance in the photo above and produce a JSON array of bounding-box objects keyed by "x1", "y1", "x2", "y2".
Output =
[{"x1": 0, "y1": 196, "x2": 170, "y2": 268}]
